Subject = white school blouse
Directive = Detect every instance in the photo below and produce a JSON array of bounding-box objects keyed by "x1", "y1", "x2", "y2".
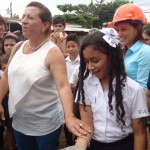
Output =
[
  {"x1": 80, "y1": 75, "x2": 149, "y2": 143},
  {"x1": 8, "y1": 41, "x2": 64, "y2": 136}
]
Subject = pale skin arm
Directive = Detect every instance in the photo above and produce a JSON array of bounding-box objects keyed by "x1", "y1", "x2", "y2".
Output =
[
  {"x1": 75, "y1": 104, "x2": 94, "y2": 149},
  {"x1": 0, "y1": 42, "x2": 21, "y2": 120},
  {"x1": 45, "y1": 47, "x2": 91, "y2": 137},
  {"x1": 132, "y1": 117, "x2": 147, "y2": 150}
]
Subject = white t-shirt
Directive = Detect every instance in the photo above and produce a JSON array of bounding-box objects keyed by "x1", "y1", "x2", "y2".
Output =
[
  {"x1": 65, "y1": 55, "x2": 80, "y2": 81},
  {"x1": 69, "y1": 65, "x2": 79, "y2": 84},
  {"x1": 79, "y1": 75, "x2": 149, "y2": 143}
]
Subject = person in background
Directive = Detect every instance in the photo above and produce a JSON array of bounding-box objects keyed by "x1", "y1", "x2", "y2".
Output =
[
  {"x1": 145, "y1": 71, "x2": 150, "y2": 131},
  {"x1": 142, "y1": 29, "x2": 150, "y2": 46},
  {"x1": 111, "y1": 3, "x2": 150, "y2": 89},
  {"x1": 1, "y1": 33, "x2": 20, "y2": 55},
  {"x1": 0, "y1": 54, "x2": 9, "y2": 72},
  {"x1": 0, "y1": 15, "x2": 7, "y2": 40},
  {"x1": 69, "y1": 65, "x2": 80, "y2": 91},
  {"x1": 50, "y1": 16, "x2": 68, "y2": 58},
  {"x1": 0, "y1": 14, "x2": 7, "y2": 150},
  {"x1": 69, "y1": 28, "x2": 100, "y2": 90},
  {"x1": 64, "y1": 33, "x2": 80, "y2": 146},
  {"x1": 0, "y1": 54, "x2": 17, "y2": 150},
  {"x1": 146, "y1": 72, "x2": 150, "y2": 110},
  {"x1": 0, "y1": 2, "x2": 90, "y2": 150},
  {"x1": 65, "y1": 34, "x2": 80, "y2": 91},
  {"x1": 1, "y1": 33, "x2": 19, "y2": 150},
  {"x1": 62, "y1": 28, "x2": 149, "y2": 150}
]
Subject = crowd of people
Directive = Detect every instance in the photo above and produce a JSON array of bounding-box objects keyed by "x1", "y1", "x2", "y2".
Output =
[{"x1": 0, "y1": 1, "x2": 150, "y2": 150}]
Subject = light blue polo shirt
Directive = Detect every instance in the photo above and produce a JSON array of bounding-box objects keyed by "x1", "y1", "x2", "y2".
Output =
[{"x1": 124, "y1": 40, "x2": 150, "y2": 89}]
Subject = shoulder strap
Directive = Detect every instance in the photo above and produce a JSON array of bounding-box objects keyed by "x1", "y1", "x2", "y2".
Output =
[{"x1": 15, "y1": 41, "x2": 24, "y2": 53}]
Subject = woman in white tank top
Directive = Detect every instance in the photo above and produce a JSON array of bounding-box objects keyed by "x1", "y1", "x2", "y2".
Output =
[{"x1": 0, "y1": 2, "x2": 91, "y2": 150}]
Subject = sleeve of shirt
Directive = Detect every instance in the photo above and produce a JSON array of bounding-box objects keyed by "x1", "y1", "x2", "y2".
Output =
[
  {"x1": 137, "y1": 46, "x2": 150, "y2": 88},
  {"x1": 76, "y1": 79, "x2": 91, "y2": 105},
  {"x1": 147, "y1": 71, "x2": 150, "y2": 90},
  {"x1": 131, "y1": 83, "x2": 150, "y2": 119},
  {"x1": 69, "y1": 66, "x2": 79, "y2": 84}
]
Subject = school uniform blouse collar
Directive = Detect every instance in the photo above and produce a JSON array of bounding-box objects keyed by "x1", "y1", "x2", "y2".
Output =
[
  {"x1": 128, "y1": 40, "x2": 143, "y2": 53},
  {"x1": 88, "y1": 74, "x2": 116, "y2": 86},
  {"x1": 65, "y1": 55, "x2": 80, "y2": 63}
]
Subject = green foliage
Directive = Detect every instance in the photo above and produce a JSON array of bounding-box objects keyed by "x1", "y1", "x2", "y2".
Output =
[
  {"x1": 56, "y1": 0, "x2": 130, "y2": 28},
  {"x1": 63, "y1": 14, "x2": 98, "y2": 28},
  {"x1": 97, "y1": 0, "x2": 129, "y2": 27},
  {"x1": 143, "y1": 23, "x2": 150, "y2": 31}
]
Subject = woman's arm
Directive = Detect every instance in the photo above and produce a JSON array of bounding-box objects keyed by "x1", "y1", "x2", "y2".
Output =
[
  {"x1": 75, "y1": 104, "x2": 93, "y2": 149},
  {"x1": 0, "y1": 72, "x2": 9, "y2": 120},
  {"x1": 132, "y1": 117, "x2": 147, "y2": 150},
  {"x1": 46, "y1": 47, "x2": 91, "y2": 137}
]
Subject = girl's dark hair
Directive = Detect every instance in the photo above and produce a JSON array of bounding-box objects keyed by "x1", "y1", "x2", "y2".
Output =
[
  {"x1": 74, "y1": 31, "x2": 127, "y2": 131},
  {"x1": 66, "y1": 34, "x2": 80, "y2": 46},
  {"x1": 27, "y1": 1, "x2": 52, "y2": 35},
  {"x1": 3, "y1": 33, "x2": 20, "y2": 43}
]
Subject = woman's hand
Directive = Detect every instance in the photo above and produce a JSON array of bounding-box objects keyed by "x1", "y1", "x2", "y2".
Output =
[{"x1": 65, "y1": 116, "x2": 91, "y2": 137}]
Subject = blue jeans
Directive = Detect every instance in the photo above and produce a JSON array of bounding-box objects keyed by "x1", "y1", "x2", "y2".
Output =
[{"x1": 14, "y1": 126, "x2": 62, "y2": 150}]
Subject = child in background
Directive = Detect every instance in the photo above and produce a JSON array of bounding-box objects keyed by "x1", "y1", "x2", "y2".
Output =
[
  {"x1": 65, "y1": 34, "x2": 80, "y2": 91},
  {"x1": 69, "y1": 65, "x2": 80, "y2": 91},
  {"x1": 64, "y1": 33, "x2": 80, "y2": 146},
  {"x1": 0, "y1": 54, "x2": 9, "y2": 71},
  {"x1": 2, "y1": 32, "x2": 19, "y2": 55},
  {"x1": 50, "y1": 16, "x2": 68, "y2": 58},
  {"x1": 62, "y1": 28, "x2": 149, "y2": 150},
  {"x1": 142, "y1": 29, "x2": 150, "y2": 46},
  {"x1": 0, "y1": 15, "x2": 7, "y2": 150},
  {"x1": 0, "y1": 33, "x2": 19, "y2": 150}
]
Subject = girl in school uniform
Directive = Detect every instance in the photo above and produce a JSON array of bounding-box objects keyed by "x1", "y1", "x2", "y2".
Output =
[{"x1": 62, "y1": 28, "x2": 149, "y2": 150}]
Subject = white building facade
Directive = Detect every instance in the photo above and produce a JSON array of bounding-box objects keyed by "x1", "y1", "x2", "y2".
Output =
[{"x1": 132, "y1": 0, "x2": 150, "y2": 22}]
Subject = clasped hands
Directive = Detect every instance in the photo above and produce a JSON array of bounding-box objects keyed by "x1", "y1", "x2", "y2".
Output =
[{"x1": 62, "y1": 116, "x2": 91, "y2": 150}]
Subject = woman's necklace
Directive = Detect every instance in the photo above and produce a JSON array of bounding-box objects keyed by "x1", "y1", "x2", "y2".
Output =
[{"x1": 28, "y1": 38, "x2": 48, "y2": 51}]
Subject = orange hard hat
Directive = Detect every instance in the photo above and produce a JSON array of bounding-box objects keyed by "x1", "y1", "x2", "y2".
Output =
[{"x1": 112, "y1": 4, "x2": 147, "y2": 26}]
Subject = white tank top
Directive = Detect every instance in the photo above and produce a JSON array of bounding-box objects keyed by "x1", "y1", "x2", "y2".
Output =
[{"x1": 8, "y1": 40, "x2": 64, "y2": 136}]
